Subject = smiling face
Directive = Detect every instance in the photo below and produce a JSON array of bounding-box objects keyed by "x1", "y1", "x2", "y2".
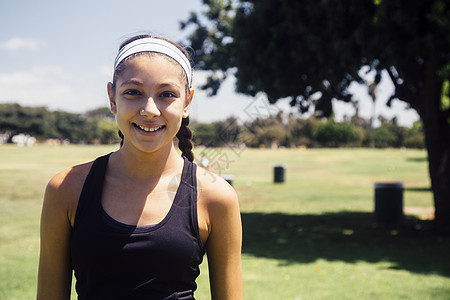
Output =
[{"x1": 108, "y1": 54, "x2": 192, "y2": 154}]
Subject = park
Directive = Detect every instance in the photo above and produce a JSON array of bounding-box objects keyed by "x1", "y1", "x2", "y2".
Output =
[
  {"x1": 0, "y1": 144, "x2": 448, "y2": 299},
  {"x1": 1, "y1": 0, "x2": 449, "y2": 298}
]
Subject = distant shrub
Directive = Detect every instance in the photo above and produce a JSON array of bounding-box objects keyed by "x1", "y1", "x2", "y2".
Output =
[
  {"x1": 404, "y1": 134, "x2": 425, "y2": 149},
  {"x1": 374, "y1": 126, "x2": 397, "y2": 148},
  {"x1": 191, "y1": 123, "x2": 219, "y2": 146},
  {"x1": 314, "y1": 121, "x2": 359, "y2": 147}
]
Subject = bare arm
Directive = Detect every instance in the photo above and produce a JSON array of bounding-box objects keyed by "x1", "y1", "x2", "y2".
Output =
[
  {"x1": 37, "y1": 166, "x2": 86, "y2": 300},
  {"x1": 203, "y1": 179, "x2": 243, "y2": 300}
]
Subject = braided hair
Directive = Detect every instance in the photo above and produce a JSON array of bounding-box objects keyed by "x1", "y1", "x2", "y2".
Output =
[
  {"x1": 176, "y1": 117, "x2": 194, "y2": 162},
  {"x1": 118, "y1": 130, "x2": 124, "y2": 147}
]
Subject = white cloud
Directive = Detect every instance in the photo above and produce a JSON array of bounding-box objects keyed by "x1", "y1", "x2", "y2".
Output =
[
  {"x1": 0, "y1": 67, "x2": 74, "y2": 108},
  {"x1": 0, "y1": 66, "x2": 110, "y2": 112},
  {"x1": 0, "y1": 37, "x2": 45, "y2": 51}
]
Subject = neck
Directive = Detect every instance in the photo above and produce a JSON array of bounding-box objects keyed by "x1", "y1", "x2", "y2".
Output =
[{"x1": 111, "y1": 142, "x2": 184, "y2": 181}]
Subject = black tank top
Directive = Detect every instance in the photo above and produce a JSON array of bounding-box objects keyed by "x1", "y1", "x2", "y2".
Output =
[{"x1": 71, "y1": 153, "x2": 205, "y2": 300}]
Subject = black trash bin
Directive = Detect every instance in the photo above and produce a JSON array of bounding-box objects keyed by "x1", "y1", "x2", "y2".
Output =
[
  {"x1": 374, "y1": 182, "x2": 404, "y2": 228},
  {"x1": 273, "y1": 164, "x2": 286, "y2": 183},
  {"x1": 221, "y1": 174, "x2": 234, "y2": 186}
]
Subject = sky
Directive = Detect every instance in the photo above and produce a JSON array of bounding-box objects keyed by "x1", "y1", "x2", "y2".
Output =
[{"x1": 0, "y1": 0, "x2": 420, "y2": 127}]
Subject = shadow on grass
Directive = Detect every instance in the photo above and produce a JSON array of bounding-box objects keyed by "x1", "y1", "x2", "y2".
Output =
[
  {"x1": 242, "y1": 212, "x2": 450, "y2": 276},
  {"x1": 406, "y1": 156, "x2": 428, "y2": 162}
]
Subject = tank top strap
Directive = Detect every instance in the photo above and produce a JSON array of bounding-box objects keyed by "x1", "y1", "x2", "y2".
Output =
[
  {"x1": 174, "y1": 157, "x2": 197, "y2": 207},
  {"x1": 174, "y1": 157, "x2": 204, "y2": 253},
  {"x1": 73, "y1": 153, "x2": 111, "y2": 231},
  {"x1": 181, "y1": 156, "x2": 197, "y2": 188}
]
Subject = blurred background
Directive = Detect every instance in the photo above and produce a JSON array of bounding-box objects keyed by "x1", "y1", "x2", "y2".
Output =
[{"x1": 1, "y1": 0, "x2": 449, "y2": 299}]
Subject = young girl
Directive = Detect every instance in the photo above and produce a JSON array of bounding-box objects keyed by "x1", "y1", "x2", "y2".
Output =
[{"x1": 37, "y1": 35, "x2": 243, "y2": 300}]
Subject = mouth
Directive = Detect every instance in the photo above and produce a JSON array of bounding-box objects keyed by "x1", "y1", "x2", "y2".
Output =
[{"x1": 133, "y1": 123, "x2": 166, "y2": 133}]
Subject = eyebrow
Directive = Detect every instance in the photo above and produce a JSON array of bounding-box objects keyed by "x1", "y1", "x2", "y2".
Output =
[
  {"x1": 158, "y1": 82, "x2": 182, "y2": 90},
  {"x1": 120, "y1": 79, "x2": 182, "y2": 90},
  {"x1": 119, "y1": 79, "x2": 144, "y2": 87}
]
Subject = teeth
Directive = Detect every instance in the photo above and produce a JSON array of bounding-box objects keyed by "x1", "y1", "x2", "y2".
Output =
[{"x1": 137, "y1": 124, "x2": 163, "y2": 132}]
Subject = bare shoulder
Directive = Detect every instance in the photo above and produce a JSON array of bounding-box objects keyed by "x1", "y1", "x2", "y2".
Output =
[
  {"x1": 38, "y1": 161, "x2": 94, "y2": 298},
  {"x1": 196, "y1": 167, "x2": 238, "y2": 207},
  {"x1": 196, "y1": 167, "x2": 243, "y2": 299},
  {"x1": 44, "y1": 161, "x2": 93, "y2": 222},
  {"x1": 47, "y1": 161, "x2": 92, "y2": 196},
  {"x1": 196, "y1": 166, "x2": 241, "y2": 244}
]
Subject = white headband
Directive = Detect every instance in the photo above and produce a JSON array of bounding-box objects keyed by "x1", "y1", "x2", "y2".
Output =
[{"x1": 114, "y1": 37, "x2": 192, "y2": 87}]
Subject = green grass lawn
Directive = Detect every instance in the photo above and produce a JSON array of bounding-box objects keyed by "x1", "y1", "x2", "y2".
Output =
[{"x1": 0, "y1": 145, "x2": 448, "y2": 299}]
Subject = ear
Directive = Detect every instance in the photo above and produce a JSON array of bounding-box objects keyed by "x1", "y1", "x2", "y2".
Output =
[
  {"x1": 182, "y1": 89, "x2": 194, "y2": 118},
  {"x1": 107, "y1": 82, "x2": 117, "y2": 114}
]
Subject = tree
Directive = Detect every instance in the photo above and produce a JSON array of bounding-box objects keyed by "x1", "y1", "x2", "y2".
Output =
[
  {"x1": 84, "y1": 107, "x2": 115, "y2": 121},
  {"x1": 314, "y1": 120, "x2": 359, "y2": 148},
  {"x1": 404, "y1": 121, "x2": 425, "y2": 149},
  {"x1": 97, "y1": 119, "x2": 120, "y2": 144},
  {"x1": 181, "y1": 0, "x2": 450, "y2": 231},
  {"x1": 191, "y1": 122, "x2": 218, "y2": 146},
  {"x1": 0, "y1": 103, "x2": 58, "y2": 139}
]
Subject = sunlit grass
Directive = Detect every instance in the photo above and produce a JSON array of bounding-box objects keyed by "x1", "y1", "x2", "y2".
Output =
[{"x1": 1, "y1": 145, "x2": 447, "y2": 299}]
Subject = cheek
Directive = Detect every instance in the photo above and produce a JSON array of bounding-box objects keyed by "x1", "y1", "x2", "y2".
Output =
[
  {"x1": 164, "y1": 101, "x2": 186, "y2": 117},
  {"x1": 116, "y1": 100, "x2": 140, "y2": 114}
]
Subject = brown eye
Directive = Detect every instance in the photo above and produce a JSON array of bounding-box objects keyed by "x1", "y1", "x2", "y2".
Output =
[
  {"x1": 160, "y1": 91, "x2": 176, "y2": 98},
  {"x1": 124, "y1": 89, "x2": 141, "y2": 96}
]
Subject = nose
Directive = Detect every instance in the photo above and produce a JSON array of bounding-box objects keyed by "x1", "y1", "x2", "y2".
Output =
[{"x1": 140, "y1": 97, "x2": 160, "y2": 117}]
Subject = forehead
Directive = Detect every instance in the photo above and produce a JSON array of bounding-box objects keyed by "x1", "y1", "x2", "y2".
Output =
[{"x1": 119, "y1": 53, "x2": 187, "y2": 84}]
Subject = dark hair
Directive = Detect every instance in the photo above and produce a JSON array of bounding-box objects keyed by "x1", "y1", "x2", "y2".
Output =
[
  {"x1": 113, "y1": 34, "x2": 194, "y2": 162},
  {"x1": 176, "y1": 117, "x2": 194, "y2": 162}
]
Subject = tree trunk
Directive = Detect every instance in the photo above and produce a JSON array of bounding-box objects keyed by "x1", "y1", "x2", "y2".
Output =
[
  {"x1": 423, "y1": 113, "x2": 450, "y2": 232},
  {"x1": 421, "y1": 56, "x2": 450, "y2": 233}
]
